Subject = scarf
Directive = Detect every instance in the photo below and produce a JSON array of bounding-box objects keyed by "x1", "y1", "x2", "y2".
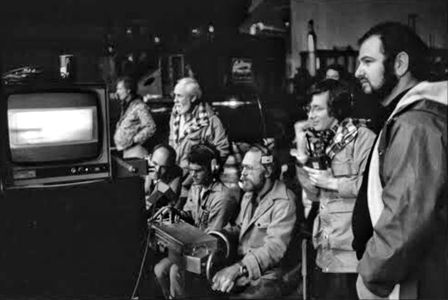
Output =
[
  {"x1": 172, "y1": 102, "x2": 210, "y2": 143},
  {"x1": 305, "y1": 123, "x2": 338, "y2": 157},
  {"x1": 326, "y1": 118, "x2": 368, "y2": 160}
]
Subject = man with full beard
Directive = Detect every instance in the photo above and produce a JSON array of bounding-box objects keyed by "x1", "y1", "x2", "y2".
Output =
[
  {"x1": 352, "y1": 22, "x2": 447, "y2": 299},
  {"x1": 211, "y1": 144, "x2": 296, "y2": 299}
]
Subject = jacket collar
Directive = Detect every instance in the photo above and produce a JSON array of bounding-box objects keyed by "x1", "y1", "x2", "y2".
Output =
[{"x1": 240, "y1": 180, "x2": 289, "y2": 236}]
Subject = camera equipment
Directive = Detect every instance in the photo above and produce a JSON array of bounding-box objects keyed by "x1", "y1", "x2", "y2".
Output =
[
  {"x1": 305, "y1": 130, "x2": 331, "y2": 170},
  {"x1": 149, "y1": 207, "x2": 232, "y2": 282}
]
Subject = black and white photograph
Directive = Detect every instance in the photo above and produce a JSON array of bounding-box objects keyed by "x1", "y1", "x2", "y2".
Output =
[{"x1": 0, "y1": 0, "x2": 447, "y2": 299}]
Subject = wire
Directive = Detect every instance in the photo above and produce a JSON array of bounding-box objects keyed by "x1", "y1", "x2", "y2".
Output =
[
  {"x1": 255, "y1": 95, "x2": 267, "y2": 138},
  {"x1": 129, "y1": 225, "x2": 152, "y2": 300}
]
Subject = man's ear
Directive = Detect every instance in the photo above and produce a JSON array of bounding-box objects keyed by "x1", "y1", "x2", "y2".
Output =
[
  {"x1": 264, "y1": 165, "x2": 273, "y2": 178},
  {"x1": 394, "y1": 51, "x2": 410, "y2": 77},
  {"x1": 191, "y1": 95, "x2": 197, "y2": 104}
]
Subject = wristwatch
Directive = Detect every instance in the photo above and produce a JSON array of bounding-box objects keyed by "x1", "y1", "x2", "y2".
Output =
[{"x1": 237, "y1": 261, "x2": 248, "y2": 277}]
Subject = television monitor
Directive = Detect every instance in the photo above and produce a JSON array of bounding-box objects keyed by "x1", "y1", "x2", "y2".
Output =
[{"x1": 0, "y1": 83, "x2": 111, "y2": 187}]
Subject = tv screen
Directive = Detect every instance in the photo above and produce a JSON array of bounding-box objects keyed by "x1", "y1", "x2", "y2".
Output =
[
  {"x1": 7, "y1": 92, "x2": 101, "y2": 163},
  {"x1": 9, "y1": 107, "x2": 97, "y2": 146},
  {"x1": 0, "y1": 84, "x2": 111, "y2": 187}
]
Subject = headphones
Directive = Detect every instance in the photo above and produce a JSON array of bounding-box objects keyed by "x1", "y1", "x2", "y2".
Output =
[
  {"x1": 251, "y1": 142, "x2": 274, "y2": 166},
  {"x1": 250, "y1": 141, "x2": 281, "y2": 179},
  {"x1": 190, "y1": 143, "x2": 220, "y2": 174}
]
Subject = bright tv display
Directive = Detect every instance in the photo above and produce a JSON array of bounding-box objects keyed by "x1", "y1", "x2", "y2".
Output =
[{"x1": 0, "y1": 83, "x2": 111, "y2": 187}]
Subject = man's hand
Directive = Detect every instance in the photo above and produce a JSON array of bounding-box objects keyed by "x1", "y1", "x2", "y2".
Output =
[
  {"x1": 211, "y1": 264, "x2": 241, "y2": 293},
  {"x1": 304, "y1": 166, "x2": 338, "y2": 191}
]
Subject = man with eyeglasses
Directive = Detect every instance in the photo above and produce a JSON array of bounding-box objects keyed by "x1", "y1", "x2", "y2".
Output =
[
  {"x1": 292, "y1": 79, "x2": 375, "y2": 299},
  {"x1": 153, "y1": 144, "x2": 238, "y2": 299},
  {"x1": 145, "y1": 144, "x2": 183, "y2": 214},
  {"x1": 211, "y1": 145, "x2": 296, "y2": 299}
]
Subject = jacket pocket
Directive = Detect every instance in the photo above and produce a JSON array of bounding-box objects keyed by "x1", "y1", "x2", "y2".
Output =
[
  {"x1": 248, "y1": 221, "x2": 269, "y2": 248},
  {"x1": 332, "y1": 160, "x2": 358, "y2": 177},
  {"x1": 327, "y1": 211, "x2": 354, "y2": 251}
]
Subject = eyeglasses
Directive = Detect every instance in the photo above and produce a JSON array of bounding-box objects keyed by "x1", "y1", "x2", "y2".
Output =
[
  {"x1": 240, "y1": 165, "x2": 263, "y2": 173},
  {"x1": 302, "y1": 105, "x2": 326, "y2": 114}
]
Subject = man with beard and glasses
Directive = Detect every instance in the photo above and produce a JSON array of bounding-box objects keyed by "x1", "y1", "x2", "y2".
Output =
[
  {"x1": 211, "y1": 145, "x2": 296, "y2": 299},
  {"x1": 352, "y1": 22, "x2": 447, "y2": 299},
  {"x1": 292, "y1": 79, "x2": 376, "y2": 299}
]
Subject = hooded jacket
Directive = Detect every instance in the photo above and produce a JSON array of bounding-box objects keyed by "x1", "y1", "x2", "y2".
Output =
[{"x1": 356, "y1": 81, "x2": 448, "y2": 299}]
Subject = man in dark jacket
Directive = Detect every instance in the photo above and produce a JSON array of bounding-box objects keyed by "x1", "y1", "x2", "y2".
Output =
[{"x1": 352, "y1": 22, "x2": 447, "y2": 299}]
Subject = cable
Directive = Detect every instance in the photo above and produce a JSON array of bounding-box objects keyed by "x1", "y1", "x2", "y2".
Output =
[
  {"x1": 255, "y1": 95, "x2": 267, "y2": 138},
  {"x1": 130, "y1": 225, "x2": 152, "y2": 300}
]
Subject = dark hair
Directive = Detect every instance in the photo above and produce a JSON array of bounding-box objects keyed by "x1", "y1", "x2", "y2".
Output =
[
  {"x1": 187, "y1": 143, "x2": 219, "y2": 171},
  {"x1": 308, "y1": 79, "x2": 353, "y2": 121},
  {"x1": 116, "y1": 76, "x2": 138, "y2": 95},
  {"x1": 325, "y1": 64, "x2": 347, "y2": 79},
  {"x1": 358, "y1": 22, "x2": 430, "y2": 80},
  {"x1": 152, "y1": 143, "x2": 177, "y2": 167}
]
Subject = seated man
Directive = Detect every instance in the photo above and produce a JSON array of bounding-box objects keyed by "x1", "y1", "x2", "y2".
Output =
[
  {"x1": 145, "y1": 144, "x2": 183, "y2": 214},
  {"x1": 154, "y1": 144, "x2": 239, "y2": 299},
  {"x1": 211, "y1": 145, "x2": 297, "y2": 299}
]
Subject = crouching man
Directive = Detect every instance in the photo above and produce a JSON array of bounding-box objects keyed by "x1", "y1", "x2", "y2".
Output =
[
  {"x1": 211, "y1": 144, "x2": 297, "y2": 299},
  {"x1": 154, "y1": 144, "x2": 238, "y2": 299},
  {"x1": 145, "y1": 143, "x2": 183, "y2": 214}
]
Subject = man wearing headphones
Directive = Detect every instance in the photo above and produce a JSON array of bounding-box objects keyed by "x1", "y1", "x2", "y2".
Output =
[
  {"x1": 211, "y1": 144, "x2": 297, "y2": 299},
  {"x1": 145, "y1": 144, "x2": 183, "y2": 214},
  {"x1": 154, "y1": 143, "x2": 239, "y2": 299},
  {"x1": 293, "y1": 79, "x2": 376, "y2": 299}
]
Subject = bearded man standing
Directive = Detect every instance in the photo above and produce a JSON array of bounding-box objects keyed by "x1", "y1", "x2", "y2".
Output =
[{"x1": 352, "y1": 22, "x2": 447, "y2": 299}]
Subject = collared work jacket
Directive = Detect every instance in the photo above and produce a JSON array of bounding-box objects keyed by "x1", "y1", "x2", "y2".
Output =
[
  {"x1": 298, "y1": 125, "x2": 375, "y2": 273},
  {"x1": 225, "y1": 180, "x2": 297, "y2": 284}
]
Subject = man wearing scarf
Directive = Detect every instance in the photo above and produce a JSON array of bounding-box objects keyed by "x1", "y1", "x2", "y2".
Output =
[
  {"x1": 293, "y1": 79, "x2": 376, "y2": 299},
  {"x1": 352, "y1": 22, "x2": 448, "y2": 299},
  {"x1": 169, "y1": 77, "x2": 229, "y2": 171},
  {"x1": 169, "y1": 77, "x2": 230, "y2": 201}
]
